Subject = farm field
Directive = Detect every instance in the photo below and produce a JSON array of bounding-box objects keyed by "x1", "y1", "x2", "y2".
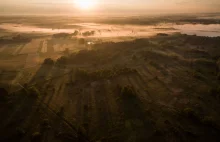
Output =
[{"x1": 0, "y1": 15, "x2": 220, "y2": 142}]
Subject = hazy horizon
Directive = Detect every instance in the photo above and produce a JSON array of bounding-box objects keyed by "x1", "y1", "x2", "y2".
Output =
[{"x1": 1, "y1": 0, "x2": 220, "y2": 16}]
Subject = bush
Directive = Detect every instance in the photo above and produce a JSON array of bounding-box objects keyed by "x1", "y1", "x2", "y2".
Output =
[
  {"x1": 56, "y1": 56, "x2": 67, "y2": 65},
  {"x1": 157, "y1": 33, "x2": 169, "y2": 36},
  {"x1": 43, "y1": 58, "x2": 54, "y2": 65},
  {"x1": 82, "y1": 31, "x2": 95, "y2": 36},
  {"x1": 53, "y1": 33, "x2": 70, "y2": 38},
  {"x1": 72, "y1": 30, "x2": 79, "y2": 36},
  {"x1": 64, "y1": 48, "x2": 70, "y2": 55}
]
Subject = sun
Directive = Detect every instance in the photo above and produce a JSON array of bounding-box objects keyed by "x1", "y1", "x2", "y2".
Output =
[{"x1": 74, "y1": 0, "x2": 97, "y2": 10}]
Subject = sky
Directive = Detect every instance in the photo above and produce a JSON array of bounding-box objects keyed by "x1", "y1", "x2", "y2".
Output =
[{"x1": 0, "y1": 0, "x2": 220, "y2": 15}]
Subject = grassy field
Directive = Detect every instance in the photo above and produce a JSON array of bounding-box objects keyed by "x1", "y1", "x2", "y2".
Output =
[{"x1": 0, "y1": 33, "x2": 220, "y2": 142}]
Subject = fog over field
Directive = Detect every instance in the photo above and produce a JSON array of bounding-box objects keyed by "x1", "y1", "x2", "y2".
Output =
[{"x1": 1, "y1": 1, "x2": 220, "y2": 142}]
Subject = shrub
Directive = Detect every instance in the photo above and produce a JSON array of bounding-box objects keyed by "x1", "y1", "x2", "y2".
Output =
[
  {"x1": 157, "y1": 33, "x2": 169, "y2": 36},
  {"x1": 64, "y1": 48, "x2": 70, "y2": 55},
  {"x1": 82, "y1": 31, "x2": 95, "y2": 36},
  {"x1": 72, "y1": 30, "x2": 79, "y2": 36},
  {"x1": 43, "y1": 58, "x2": 54, "y2": 65},
  {"x1": 53, "y1": 33, "x2": 70, "y2": 38},
  {"x1": 56, "y1": 56, "x2": 67, "y2": 65}
]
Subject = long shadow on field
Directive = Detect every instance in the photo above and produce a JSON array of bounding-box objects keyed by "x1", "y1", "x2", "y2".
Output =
[
  {"x1": 43, "y1": 66, "x2": 67, "y2": 106},
  {"x1": 117, "y1": 86, "x2": 154, "y2": 141},
  {"x1": 29, "y1": 63, "x2": 54, "y2": 87},
  {"x1": 0, "y1": 91, "x2": 38, "y2": 142}
]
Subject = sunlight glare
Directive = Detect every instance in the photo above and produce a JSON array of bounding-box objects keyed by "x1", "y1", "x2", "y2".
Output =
[{"x1": 74, "y1": 0, "x2": 97, "y2": 10}]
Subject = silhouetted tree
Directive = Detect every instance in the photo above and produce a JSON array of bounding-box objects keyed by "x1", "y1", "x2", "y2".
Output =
[
  {"x1": 82, "y1": 31, "x2": 95, "y2": 36},
  {"x1": 56, "y1": 56, "x2": 67, "y2": 66},
  {"x1": 64, "y1": 48, "x2": 70, "y2": 55},
  {"x1": 43, "y1": 58, "x2": 54, "y2": 65},
  {"x1": 72, "y1": 30, "x2": 79, "y2": 36}
]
